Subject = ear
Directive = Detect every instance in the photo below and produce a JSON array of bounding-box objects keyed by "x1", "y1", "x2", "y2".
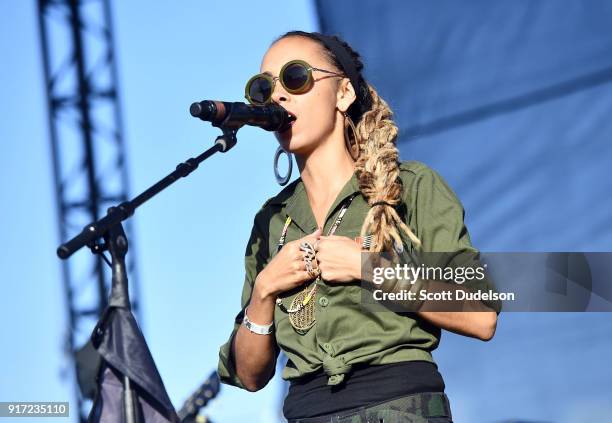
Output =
[{"x1": 336, "y1": 77, "x2": 357, "y2": 113}]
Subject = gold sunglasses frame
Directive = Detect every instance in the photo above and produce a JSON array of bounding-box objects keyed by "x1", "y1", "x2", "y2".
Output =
[{"x1": 244, "y1": 59, "x2": 345, "y2": 105}]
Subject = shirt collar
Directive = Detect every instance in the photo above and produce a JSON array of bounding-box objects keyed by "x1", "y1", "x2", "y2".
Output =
[{"x1": 269, "y1": 170, "x2": 361, "y2": 233}]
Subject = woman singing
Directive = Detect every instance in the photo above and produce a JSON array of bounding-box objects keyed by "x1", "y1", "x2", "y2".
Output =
[{"x1": 218, "y1": 30, "x2": 500, "y2": 423}]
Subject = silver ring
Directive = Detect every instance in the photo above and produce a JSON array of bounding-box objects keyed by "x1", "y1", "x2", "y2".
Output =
[{"x1": 299, "y1": 242, "x2": 319, "y2": 277}]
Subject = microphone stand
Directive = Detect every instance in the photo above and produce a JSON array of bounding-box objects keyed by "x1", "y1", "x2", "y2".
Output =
[
  {"x1": 58, "y1": 123, "x2": 240, "y2": 423},
  {"x1": 57, "y1": 126, "x2": 238, "y2": 259}
]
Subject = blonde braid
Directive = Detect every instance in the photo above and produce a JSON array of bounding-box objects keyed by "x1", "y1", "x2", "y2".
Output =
[{"x1": 354, "y1": 84, "x2": 421, "y2": 253}]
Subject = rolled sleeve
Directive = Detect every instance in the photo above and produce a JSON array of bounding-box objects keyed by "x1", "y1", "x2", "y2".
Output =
[
  {"x1": 412, "y1": 166, "x2": 502, "y2": 315},
  {"x1": 217, "y1": 204, "x2": 272, "y2": 389}
]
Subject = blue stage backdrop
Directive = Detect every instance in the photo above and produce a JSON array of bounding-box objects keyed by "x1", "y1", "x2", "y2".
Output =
[{"x1": 315, "y1": 1, "x2": 612, "y2": 422}]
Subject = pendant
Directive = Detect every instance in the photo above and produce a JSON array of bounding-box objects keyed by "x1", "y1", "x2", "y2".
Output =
[{"x1": 288, "y1": 285, "x2": 317, "y2": 334}]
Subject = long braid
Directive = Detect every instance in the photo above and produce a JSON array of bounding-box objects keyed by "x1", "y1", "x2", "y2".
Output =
[
  {"x1": 277, "y1": 31, "x2": 422, "y2": 252},
  {"x1": 355, "y1": 85, "x2": 421, "y2": 252}
]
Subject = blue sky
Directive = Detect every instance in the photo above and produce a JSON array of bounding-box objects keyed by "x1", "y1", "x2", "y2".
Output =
[
  {"x1": 4, "y1": 2, "x2": 612, "y2": 423},
  {"x1": 0, "y1": 1, "x2": 317, "y2": 421}
]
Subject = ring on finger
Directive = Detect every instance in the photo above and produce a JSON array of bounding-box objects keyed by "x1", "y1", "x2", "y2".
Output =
[
  {"x1": 310, "y1": 256, "x2": 321, "y2": 278},
  {"x1": 299, "y1": 241, "x2": 319, "y2": 278}
]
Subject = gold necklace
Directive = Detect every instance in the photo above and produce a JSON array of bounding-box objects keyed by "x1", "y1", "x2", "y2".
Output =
[{"x1": 275, "y1": 194, "x2": 356, "y2": 334}]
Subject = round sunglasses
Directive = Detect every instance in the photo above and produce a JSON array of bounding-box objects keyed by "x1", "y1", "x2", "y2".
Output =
[{"x1": 244, "y1": 59, "x2": 346, "y2": 105}]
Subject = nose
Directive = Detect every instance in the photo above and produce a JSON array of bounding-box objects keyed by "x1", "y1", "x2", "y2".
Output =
[{"x1": 271, "y1": 78, "x2": 290, "y2": 104}]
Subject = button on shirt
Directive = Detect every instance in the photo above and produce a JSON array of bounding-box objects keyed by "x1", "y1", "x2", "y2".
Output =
[{"x1": 217, "y1": 160, "x2": 501, "y2": 389}]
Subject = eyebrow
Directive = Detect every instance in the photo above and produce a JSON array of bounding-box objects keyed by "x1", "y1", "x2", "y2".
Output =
[{"x1": 262, "y1": 71, "x2": 273, "y2": 77}]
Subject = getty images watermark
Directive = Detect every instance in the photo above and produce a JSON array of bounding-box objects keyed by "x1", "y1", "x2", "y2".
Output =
[
  {"x1": 370, "y1": 262, "x2": 513, "y2": 302},
  {"x1": 359, "y1": 252, "x2": 612, "y2": 312},
  {"x1": 359, "y1": 251, "x2": 506, "y2": 313}
]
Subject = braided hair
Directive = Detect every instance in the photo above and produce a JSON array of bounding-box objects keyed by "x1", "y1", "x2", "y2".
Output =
[{"x1": 275, "y1": 31, "x2": 421, "y2": 253}]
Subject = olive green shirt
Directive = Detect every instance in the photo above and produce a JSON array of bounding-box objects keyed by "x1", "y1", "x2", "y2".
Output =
[{"x1": 217, "y1": 160, "x2": 500, "y2": 389}]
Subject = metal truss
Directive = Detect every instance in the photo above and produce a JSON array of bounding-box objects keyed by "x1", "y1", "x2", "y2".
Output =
[{"x1": 37, "y1": 0, "x2": 140, "y2": 420}]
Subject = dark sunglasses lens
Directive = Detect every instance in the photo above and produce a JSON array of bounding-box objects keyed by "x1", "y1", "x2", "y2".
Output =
[
  {"x1": 282, "y1": 63, "x2": 310, "y2": 91},
  {"x1": 248, "y1": 77, "x2": 272, "y2": 104}
]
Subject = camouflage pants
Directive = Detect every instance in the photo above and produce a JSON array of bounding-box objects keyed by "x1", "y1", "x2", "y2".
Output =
[{"x1": 286, "y1": 391, "x2": 453, "y2": 423}]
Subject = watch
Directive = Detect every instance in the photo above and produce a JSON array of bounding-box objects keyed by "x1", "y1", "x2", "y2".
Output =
[{"x1": 242, "y1": 307, "x2": 274, "y2": 335}]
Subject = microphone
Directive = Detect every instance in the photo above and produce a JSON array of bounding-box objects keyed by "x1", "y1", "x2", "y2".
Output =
[{"x1": 189, "y1": 100, "x2": 295, "y2": 132}]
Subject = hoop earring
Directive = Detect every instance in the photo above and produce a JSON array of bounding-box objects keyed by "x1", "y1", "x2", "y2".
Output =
[
  {"x1": 343, "y1": 112, "x2": 361, "y2": 161},
  {"x1": 273, "y1": 145, "x2": 293, "y2": 186}
]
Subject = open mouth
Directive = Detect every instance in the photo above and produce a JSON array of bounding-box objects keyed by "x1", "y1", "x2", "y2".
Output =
[
  {"x1": 288, "y1": 112, "x2": 297, "y2": 126},
  {"x1": 279, "y1": 112, "x2": 297, "y2": 134}
]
